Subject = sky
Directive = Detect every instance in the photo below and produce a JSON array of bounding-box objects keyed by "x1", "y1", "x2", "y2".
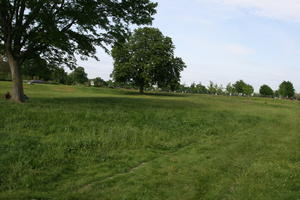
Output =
[{"x1": 78, "y1": 0, "x2": 300, "y2": 92}]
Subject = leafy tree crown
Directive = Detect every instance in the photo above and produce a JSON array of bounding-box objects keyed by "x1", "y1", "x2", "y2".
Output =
[
  {"x1": 278, "y1": 81, "x2": 295, "y2": 98},
  {"x1": 0, "y1": 0, "x2": 158, "y2": 67},
  {"x1": 111, "y1": 27, "x2": 186, "y2": 92},
  {"x1": 259, "y1": 85, "x2": 274, "y2": 96}
]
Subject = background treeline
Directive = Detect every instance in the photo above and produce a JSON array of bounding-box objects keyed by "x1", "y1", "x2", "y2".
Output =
[
  {"x1": 0, "y1": 57, "x2": 87, "y2": 85},
  {"x1": 173, "y1": 80, "x2": 296, "y2": 99},
  {"x1": 0, "y1": 56, "x2": 297, "y2": 99}
]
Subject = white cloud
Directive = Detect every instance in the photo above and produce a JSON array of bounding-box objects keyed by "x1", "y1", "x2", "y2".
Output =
[
  {"x1": 210, "y1": 0, "x2": 300, "y2": 22},
  {"x1": 225, "y1": 44, "x2": 254, "y2": 55}
]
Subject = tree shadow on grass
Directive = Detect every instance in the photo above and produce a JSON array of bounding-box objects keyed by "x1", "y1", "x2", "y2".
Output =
[
  {"x1": 113, "y1": 89, "x2": 191, "y2": 98},
  {"x1": 33, "y1": 96, "x2": 203, "y2": 110}
]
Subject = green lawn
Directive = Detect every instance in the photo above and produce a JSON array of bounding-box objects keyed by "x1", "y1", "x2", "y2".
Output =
[{"x1": 1, "y1": 81, "x2": 300, "y2": 200}]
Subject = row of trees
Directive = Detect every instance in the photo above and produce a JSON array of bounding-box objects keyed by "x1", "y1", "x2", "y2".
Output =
[
  {"x1": 0, "y1": 56, "x2": 89, "y2": 85},
  {"x1": 2, "y1": 49, "x2": 297, "y2": 99},
  {"x1": 175, "y1": 80, "x2": 295, "y2": 98},
  {"x1": 3, "y1": 52, "x2": 297, "y2": 99},
  {"x1": 88, "y1": 77, "x2": 296, "y2": 99},
  {"x1": 174, "y1": 80, "x2": 254, "y2": 96}
]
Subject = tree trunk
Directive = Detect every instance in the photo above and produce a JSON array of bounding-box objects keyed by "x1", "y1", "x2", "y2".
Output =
[
  {"x1": 7, "y1": 53, "x2": 25, "y2": 103},
  {"x1": 139, "y1": 85, "x2": 144, "y2": 94}
]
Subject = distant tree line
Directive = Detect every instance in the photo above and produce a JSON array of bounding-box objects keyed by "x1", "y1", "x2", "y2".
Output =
[
  {"x1": 2, "y1": 54, "x2": 297, "y2": 99},
  {"x1": 90, "y1": 78, "x2": 297, "y2": 100},
  {"x1": 1, "y1": 56, "x2": 89, "y2": 85},
  {"x1": 171, "y1": 80, "x2": 296, "y2": 99}
]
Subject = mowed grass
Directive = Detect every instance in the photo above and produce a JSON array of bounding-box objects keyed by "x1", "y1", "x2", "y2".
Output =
[{"x1": 1, "y1": 81, "x2": 300, "y2": 200}]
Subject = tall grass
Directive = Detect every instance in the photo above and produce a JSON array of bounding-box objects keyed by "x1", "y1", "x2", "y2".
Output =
[{"x1": 1, "y1": 81, "x2": 300, "y2": 199}]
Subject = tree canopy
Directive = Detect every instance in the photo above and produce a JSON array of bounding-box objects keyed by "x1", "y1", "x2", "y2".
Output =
[
  {"x1": 259, "y1": 85, "x2": 274, "y2": 97},
  {"x1": 93, "y1": 77, "x2": 107, "y2": 87},
  {"x1": 68, "y1": 67, "x2": 88, "y2": 85},
  {"x1": 243, "y1": 84, "x2": 254, "y2": 96},
  {"x1": 111, "y1": 27, "x2": 186, "y2": 93},
  {"x1": 22, "y1": 58, "x2": 53, "y2": 80},
  {"x1": 279, "y1": 81, "x2": 295, "y2": 98},
  {"x1": 0, "y1": 0, "x2": 157, "y2": 102},
  {"x1": 233, "y1": 80, "x2": 254, "y2": 96},
  {"x1": 226, "y1": 83, "x2": 235, "y2": 95},
  {"x1": 189, "y1": 82, "x2": 208, "y2": 94},
  {"x1": 233, "y1": 80, "x2": 246, "y2": 94}
]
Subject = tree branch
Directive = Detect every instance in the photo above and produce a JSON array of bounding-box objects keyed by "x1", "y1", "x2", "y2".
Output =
[
  {"x1": 13, "y1": 0, "x2": 26, "y2": 53},
  {"x1": 61, "y1": 19, "x2": 76, "y2": 32}
]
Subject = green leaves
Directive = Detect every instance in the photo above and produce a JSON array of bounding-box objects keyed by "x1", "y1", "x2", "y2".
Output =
[
  {"x1": 68, "y1": 67, "x2": 88, "y2": 84},
  {"x1": 0, "y1": 0, "x2": 157, "y2": 66},
  {"x1": 111, "y1": 27, "x2": 186, "y2": 93},
  {"x1": 0, "y1": 0, "x2": 157, "y2": 101},
  {"x1": 279, "y1": 81, "x2": 295, "y2": 98},
  {"x1": 259, "y1": 85, "x2": 274, "y2": 97},
  {"x1": 233, "y1": 80, "x2": 254, "y2": 96}
]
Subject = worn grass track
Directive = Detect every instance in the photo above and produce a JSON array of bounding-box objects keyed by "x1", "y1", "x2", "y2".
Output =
[{"x1": 0, "y1": 81, "x2": 300, "y2": 200}]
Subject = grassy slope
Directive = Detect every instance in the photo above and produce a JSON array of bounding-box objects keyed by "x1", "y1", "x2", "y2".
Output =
[{"x1": 0, "y1": 81, "x2": 300, "y2": 200}]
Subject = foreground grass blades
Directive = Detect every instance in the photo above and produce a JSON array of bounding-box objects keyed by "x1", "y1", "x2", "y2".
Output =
[{"x1": 1, "y1": 81, "x2": 300, "y2": 200}]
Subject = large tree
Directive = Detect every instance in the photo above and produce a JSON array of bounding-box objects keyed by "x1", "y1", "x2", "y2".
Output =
[
  {"x1": 0, "y1": 0, "x2": 157, "y2": 102},
  {"x1": 226, "y1": 83, "x2": 235, "y2": 96},
  {"x1": 259, "y1": 84, "x2": 274, "y2": 97},
  {"x1": 51, "y1": 67, "x2": 68, "y2": 84},
  {"x1": 243, "y1": 84, "x2": 254, "y2": 96},
  {"x1": 68, "y1": 66, "x2": 88, "y2": 84},
  {"x1": 278, "y1": 81, "x2": 295, "y2": 98},
  {"x1": 233, "y1": 80, "x2": 246, "y2": 95},
  {"x1": 111, "y1": 27, "x2": 186, "y2": 93},
  {"x1": 93, "y1": 77, "x2": 107, "y2": 87},
  {"x1": 233, "y1": 80, "x2": 254, "y2": 96}
]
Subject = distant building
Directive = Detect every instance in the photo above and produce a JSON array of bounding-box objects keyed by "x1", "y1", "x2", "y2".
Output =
[{"x1": 90, "y1": 80, "x2": 95, "y2": 86}]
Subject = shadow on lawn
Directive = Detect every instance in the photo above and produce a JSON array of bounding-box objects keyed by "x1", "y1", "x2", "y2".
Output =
[
  {"x1": 33, "y1": 96, "x2": 203, "y2": 110},
  {"x1": 107, "y1": 88, "x2": 191, "y2": 98}
]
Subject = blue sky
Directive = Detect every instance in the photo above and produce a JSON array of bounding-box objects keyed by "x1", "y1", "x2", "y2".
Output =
[{"x1": 78, "y1": 0, "x2": 300, "y2": 92}]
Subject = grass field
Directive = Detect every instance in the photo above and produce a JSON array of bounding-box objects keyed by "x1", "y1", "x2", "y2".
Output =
[{"x1": 1, "y1": 81, "x2": 300, "y2": 200}]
